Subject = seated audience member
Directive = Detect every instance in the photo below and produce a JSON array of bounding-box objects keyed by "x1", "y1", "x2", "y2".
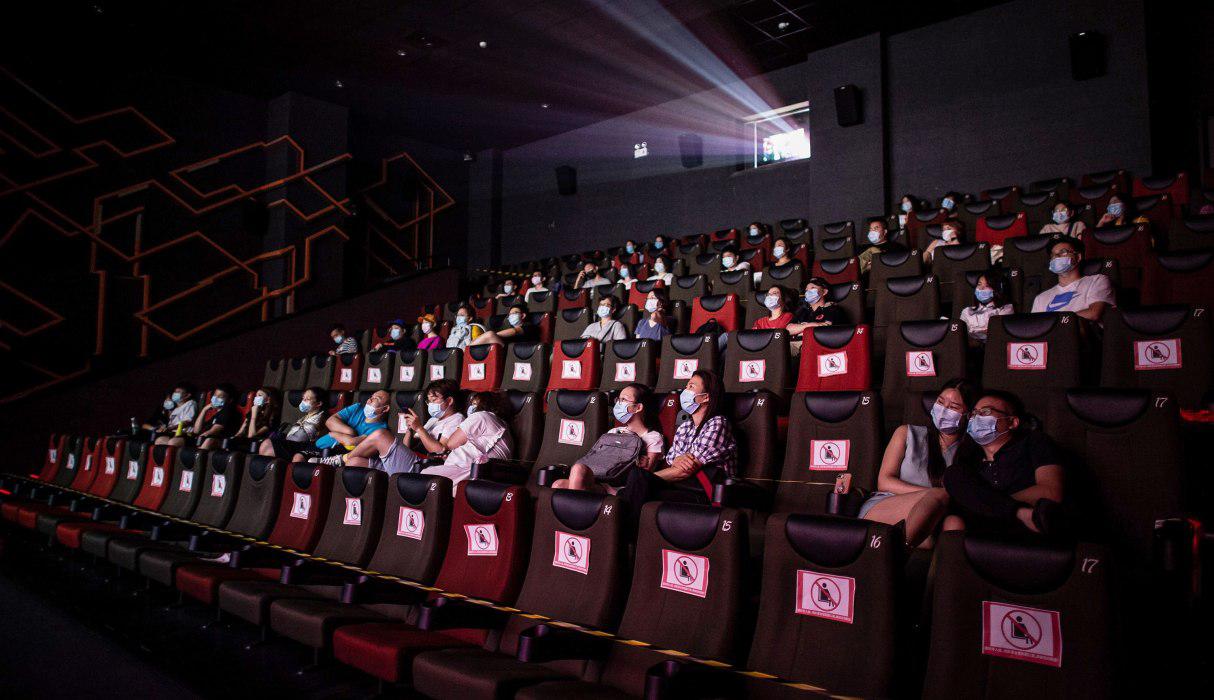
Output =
[
  {"x1": 959, "y1": 272, "x2": 1015, "y2": 344},
  {"x1": 144, "y1": 382, "x2": 199, "y2": 439},
  {"x1": 720, "y1": 245, "x2": 751, "y2": 272},
  {"x1": 371, "y1": 319, "x2": 412, "y2": 353},
  {"x1": 301, "y1": 390, "x2": 391, "y2": 461},
  {"x1": 770, "y1": 237, "x2": 795, "y2": 266},
  {"x1": 618, "y1": 370, "x2": 735, "y2": 509},
  {"x1": 553, "y1": 383, "x2": 665, "y2": 493},
  {"x1": 582, "y1": 295, "x2": 629, "y2": 342},
  {"x1": 233, "y1": 386, "x2": 281, "y2": 446},
  {"x1": 401, "y1": 379, "x2": 465, "y2": 454},
  {"x1": 646, "y1": 256, "x2": 673, "y2": 285},
  {"x1": 621, "y1": 239, "x2": 640, "y2": 262},
  {"x1": 1038, "y1": 202, "x2": 1086, "y2": 238},
  {"x1": 940, "y1": 191, "x2": 962, "y2": 213},
  {"x1": 635, "y1": 290, "x2": 673, "y2": 340},
  {"x1": 651, "y1": 235, "x2": 669, "y2": 254},
  {"x1": 858, "y1": 219, "x2": 908, "y2": 274},
  {"x1": 615, "y1": 263, "x2": 638, "y2": 291},
  {"x1": 1031, "y1": 237, "x2": 1115, "y2": 322},
  {"x1": 471, "y1": 303, "x2": 537, "y2": 345},
  {"x1": 258, "y1": 387, "x2": 328, "y2": 459},
  {"x1": 416, "y1": 314, "x2": 443, "y2": 350},
  {"x1": 1095, "y1": 195, "x2": 1149, "y2": 228},
  {"x1": 398, "y1": 391, "x2": 514, "y2": 487},
  {"x1": 746, "y1": 222, "x2": 765, "y2": 239},
  {"x1": 942, "y1": 391, "x2": 1067, "y2": 536},
  {"x1": 859, "y1": 379, "x2": 977, "y2": 547},
  {"x1": 922, "y1": 220, "x2": 964, "y2": 262},
  {"x1": 574, "y1": 261, "x2": 611, "y2": 289},
  {"x1": 446, "y1": 304, "x2": 475, "y2": 349},
  {"x1": 161, "y1": 384, "x2": 240, "y2": 450},
  {"x1": 787, "y1": 277, "x2": 846, "y2": 336},
  {"x1": 524, "y1": 271, "x2": 551, "y2": 299},
  {"x1": 753, "y1": 286, "x2": 793, "y2": 330},
  {"x1": 494, "y1": 278, "x2": 518, "y2": 299},
  {"x1": 897, "y1": 194, "x2": 919, "y2": 229},
  {"x1": 329, "y1": 324, "x2": 359, "y2": 356}
]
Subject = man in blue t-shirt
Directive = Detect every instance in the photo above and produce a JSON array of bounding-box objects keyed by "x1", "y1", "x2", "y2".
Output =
[{"x1": 311, "y1": 390, "x2": 391, "y2": 454}]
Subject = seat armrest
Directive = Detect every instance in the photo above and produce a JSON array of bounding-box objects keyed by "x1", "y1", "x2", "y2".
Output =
[
  {"x1": 339, "y1": 575, "x2": 427, "y2": 605},
  {"x1": 470, "y1": 459, "x2": 532, "y2": 485},
  {"x1": 644, "y1": 659, "x2": 743, "y2": 700},
  {"x1": 534, "y1": 465, "x2": 570, "y2": 488},
  {"x1": 150, "y1": 522, "x2": 198, "y2": 541},
  {"x1": 117, "y1": 512, "x2": 162, "y2": 531},
  {"x1": 825, "y1": 489, "x2": 867, "y2": 518},
  {"x1": 186, "y1": 530, "x2": 241, "y2": 552},
  {"x1": 91, "y1": 504, "x2": 124, "y2": 521},
  {"x1": 415, "y1": 597, "x2": 510, "y2": 631},
  {"x1": 516, "y1": 623, "x2": 613, "y2": 663},
  {"x1": 712, "y1": 478, "x2": 774, "y2": 511},
  {"x1": 279, "y1": 558, "x2": 361, "y2": 586}
]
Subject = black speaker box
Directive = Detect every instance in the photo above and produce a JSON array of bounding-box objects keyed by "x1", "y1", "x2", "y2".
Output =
[
  {"x1": 1069, "y1": 31, "x2": 1106, "y2": 81},
  {"x1": 678, "y1": 133, "x2": 703, "y2": 169},
  {"x1": 834, "y1": 84, "x2": 862, "y2": 127},
  {"x1": 555, "y1": 165, "x2": 576, "y2": 196}
]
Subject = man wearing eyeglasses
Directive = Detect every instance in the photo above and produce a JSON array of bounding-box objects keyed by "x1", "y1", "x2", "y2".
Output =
[
  {"x1": 941, "y1": 391, "x2": 1067, "y2": 536},
  {"x1": 1031, "y1": 237, "x2": 1115, "y2": 323}
]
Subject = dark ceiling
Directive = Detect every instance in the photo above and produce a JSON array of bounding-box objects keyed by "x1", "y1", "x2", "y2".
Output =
[{"x1": 2, "y1": 0, "x2": 1008, "y2": 151}]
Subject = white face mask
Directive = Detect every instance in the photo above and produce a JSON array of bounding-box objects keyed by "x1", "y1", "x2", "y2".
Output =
[
  {"x1": 502, "y1": 283, "x2": 513, "y2": 294},
  {"x1": 941, "y1": 228, "x2": 957, "y2": 242},
  {"x1": 653, "y1": 262, "x2": 666, "y2": 274},
  {"x1": 645, "y1": 298, "x2": 659, "y2": 313},
  {"x1": 421, "y1": 322, "x2": 433, "y2": 333},
  {"x1": 772, "y1": 246, "x2": 786, "y2": 259},
  {"x1": 389, "y1": 327, "x2": 403, "y2": 340},
  {"x1": 253, "y1": 395, "x2": 266, "y2": 407},
  {"x1": 764, "y1": 294, "x2": 781, "y2": 309},
  {"x1": 749, "y1": 226, "x2": 759, "y2": 236},
  {"x1": 456, "y1": 315, "x2": 469, "y2": 326},
  {"x1": 532, "y1": 275, "x2": 543, "y2": 286},
  {"x1": 507, "y1": 312, "x2": 522, "y2": 326},
  {"x1": 868, "y1": 230, "x2": 883, "y2": 244},
  {"x1": 722, "y1": 256, "x2": 735, "y2": 268},
  {"x1": 597, "y1": 305, "x2": 611, "y2": 319}
]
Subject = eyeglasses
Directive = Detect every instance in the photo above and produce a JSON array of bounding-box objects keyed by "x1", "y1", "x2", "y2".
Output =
[{"x1": 969, "y1": 407, "x2": 1011, "y2": 418}]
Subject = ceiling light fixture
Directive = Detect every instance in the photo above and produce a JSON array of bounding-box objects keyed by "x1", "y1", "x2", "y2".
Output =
[
  {"x1": 777, "y1": 21, "x2": 791, "y2": 30},
  {"x1": 478, "y1": 40, "x2": 488, "y2": 48}
]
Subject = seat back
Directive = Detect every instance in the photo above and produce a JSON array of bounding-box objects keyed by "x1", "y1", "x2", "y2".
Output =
[
  {"x1": 817, "y1": 220, "x2": 855, "y2": 246},
  {"x1": 815, "y1": 232, "x2": 857, "y2": 261},
  {"x1": 306, "y1": 355, "x2": 334, "y2": 389},
  {"x1": 931, "y1": 243, "x2": 991, "y2": 304},
  {"x1": 131, "y1": 444, "x2": 178, "y2": 511},
  {"x1": 1071, "y1": 182, "x2": 1120, "y2": 213},
  {"x1": 264, "y1": 463, "x2": 335, "y2": 552},
  {"x1": 506, "y1": 390, "x2": 543, "y2": 464},
  {"x1": 811, "y1": 256, "x2": 860, "y2": 285},
  {"x1": 434, "y1": 481, "x2": 532, "y2": 610},
  {"x1": 777, "y1": 392, "x2": 881, "y2": 514},
  {"x1": 547, "y1": 338, "x2": 601, "y2": 392},
  {"x1": 1014, "y1": 190, "x2": 1059, "y2": 233},
  {"x1": 870, "y1": 248, "x2": 924, "y2": 291},
  {"x1": 557, "y1": 288, "x2": 590, "y2": 311},
  {"x1": 955, "y1": 199, "x2": 1002, "y2": 232},
  {"x1": 426, "y1": 347, "x2": 462, "y2": 384},
  {"x1": 724, "y1": 329, "x2": 792, "y2": 400},
  {"x1": 500, "y1": 342, "x2": 550, "y2": 393},
  {"x1": 535, "y1": 390, "x2": 610, "y2": 468},
  {"x1": 690, "y1": 294, "x2": 740, "y2": 333},
  {"x1": 524, "y1": 289, "x2": 558, "y2": 315},
  {"x1": 282, "y1": 357, "x2": 310, "y2": 391},
  {"x1": 193, "y1": 451, "x2": 244, "y2": 528},
  {"x1": 600, "y1": 339, "x2": 659, "y2": 391},
  {"x1": 731, "y1": 392, "x2": 779, "y2": 481},
  {"x1": 52, "y1": 435, "x2": 85, "y2": 487},
  {"x1": 389, "y1": 349, "x2": 427, "y2": 391},
  {"x1": 1142, "y1": 250, "x2": 1214, "y2": 308},
  {"x1": 880, "y1": 320, "x2": 968, "y2": 432},
  {"x1": 159, "y1": 447, "x2": 208, "y2": 519},
  {"x1": 461, "y1": 344, "x2": 504, "y2": 392},
  {"x1": 1132, "y1": 171, "x2": 1188, "y2": 210},
  {"x1": 330, "y1": 353, "x2": 362, "y2": 392},
  {"x1": 1001, "y1": 235, "x2": 1054, "y2": 307},
  {"x1": 38, "y1": 434, "x2": 67, "y2": 482},
  {"x1": 797, "y1": 325, "x2": 872, "y2": 392},
  {"x1": 1027, "y1": 177, "x2": 1072, "y2": 201},
  {"x1": 359, "y1": 352, "x2": 395, "y2": 391},
  {"x1": 1080, "y1": 169, "x2": 1128, "y2": 191},
  {"x1": 872, "y1": 275, "x2": 941, "y2": 356},
  {"x1": 714, "y1": 270, "x2": 754, "y2": 303},
  {"x1": 923, "y1": 533, "x2": 1112, "y2": 700},
  {"x1": 1100, "y1": 305, "x2": 1212, "y2": 409},
  {"x1": 110, "y1": 440, "x2": 150, "y2": 504},
  {"x1": 668, "y1": 274, "x2": 709, "y2": 304},
  {"x1": 67, "y1": 437, "x2": 102, "y2": 492},
  {"x1": 87, "y1": 437, "x2": 127, "y2": 498},
  {"x1": 310, "y1": 467, "x2": 386, "y2": 566},
  {"x1": 1168, "y1": 215, "x2": 1214, "y2": 252},
  {"x1": 555, "y1": 307, "x2": 591, "y2": 342},
  {"x1": 764, "y1": 260, "x2": 808, "y2": 291},
  {"x1": 751, "y1": 514, "x2": 900, "y2": 697},
  {"x1": 825, "y1": 281, "x2": 865, "y2": 325},
  {"x1": 388, "y1": 390, "x2": 426, "y2": 437},
  {"x1": 982, "y1": 313, "x2": 1081, "y2": 420},
  {"x1": 262, "y1": 359, "x2": 287, "y2": 390},
  {"x1": 225, "y1": 455, "x2": 286, "y2": 539},
  {"x1": 367, "y1": 473, "x2": 454, "y2": 583},
  {"x1": 655, "y1": 333, "x2": 721, "y2": 393},
  {"x1": 976, "y1": 212, "x2": 1028, "y2": 246}
]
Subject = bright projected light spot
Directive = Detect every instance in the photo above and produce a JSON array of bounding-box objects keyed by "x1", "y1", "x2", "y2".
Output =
[{"x1": 747, "y1": 102, "x2": 811, "y2": 168}]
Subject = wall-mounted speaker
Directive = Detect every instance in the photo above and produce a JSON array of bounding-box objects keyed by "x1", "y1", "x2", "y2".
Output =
[
  {"x1": 1069, "y1": 31, "x2": 1106, "y2": 81},
  {"x1": 834, "y1": 84, "x2": 863, "y2": 127},
  {"x1": 678, "y1": 133, "x2": 703, "y2": 169},
  {"x1": 555, "y1": 165, "x2": 577, "y2": 196}
]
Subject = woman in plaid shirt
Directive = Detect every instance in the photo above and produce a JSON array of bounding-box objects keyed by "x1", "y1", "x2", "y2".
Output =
[{"x1": 620, "y1": 369, "x2": 736, "y2": 510}]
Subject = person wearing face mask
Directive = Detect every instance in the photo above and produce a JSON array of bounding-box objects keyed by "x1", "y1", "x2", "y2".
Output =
[
  {"x1": 859, "y1": 379, "x2": 977, "y2": 547},
  {"x1": 328, "y1": 324, "x2": 358, "y2": 356},
  {"x1": 259, "y1": 387, "x2": 328, "y2": 459},
  {"x1": 719, "y1": 244, "x2": 751, "y2": 272},
  {"x1": 651, "y1": 235, "x2": 668, "y2": 255},
  {"x1": 858, "y1": 219, "x2": 907, "y2": 274},
  {"x1": 645, "y1": 255, "x2": 673, "y2": 285},
  {"x1": 581, "y1": 295, "x2": 629, "y2": 343},
  {"x1": 1095, "y1": 195, "x2": 1149, "y2": 229},
  {"x1": 493, "y1": 278, "x2": 519, "y2": 300},
  {"x1": 338, "y1": 382, "x2": 468, "y2": 475},
  {"x1": 575, "y1": 261, "x2": 611, "y2": 289},
  {"x1": 524, "y1": 271, "x2": 550, "y2": 300},
  {"x1": 445, "y1": 304, "x2": 475, "y2": 350},
  {"x1": 746, "y1": 222, "x2": 765, "y2": 240},
  {"x1": 753, "y1": 285, "x2": 793, "y2": 330},
  {"x1": 897, "y1": 194, "x2": 919, "y2": 229},
  {"x1": 1038, "y1": 202, "x2": 1087, "y2": 238},
  {"x1": 770, "y1": 237, "x2": 795, "y2": 266},
  {"x1": 371, "y1": 319, "x2": 412, "y2": 353},
  {"x1": 416, "y1": 313, "x2": 443, "y2": 350},
  {"x1": 939, "y1": 191, "x2": 962, "y2": 213},
  {"x1": 634, "y1": 290, "x2": 672, "y2": 341},
  {"x1": 419, "y1": 391, "x2": 514, "y2": 491},
  {"x1": 553, "y1": 384, "x2": 665, "y2": 493},
  {"x1": 614, "y1": 263, "x2": 639, "y2": 292},
  {"x1": 166, "y1": 383, "x2": 240, "y2": 449},
  {"x1": 234, "y1": 386, "x2": 281, "y2": 446},
  {"x1": 1031, "y1": 237, "x2": 1115, "y2": 322},
  {"x1": 401, "y1": 379, "x2": 465, "y2": 455},
  {"x1": 959, "y1": 272, "x2": 1014, "y2": 344},
  {"x1": 922, "y1": 221, "x2": 965, "y2": 263},
  {"x1": 472, "y1": 303, "x2": 537, "y2": 346},
  {"x1": 787, "y1": 278, "x2": 846, "y2": 337},
  {"x1": 304, "y1": 389, "x2": 392, "y2": 463},
  {"x1": 145, "y1": 382, "x2": 199, "y2": 439},
  {"x1": 621, "y1": 240, "x2": 640, "y2": 265},
  {"x1": 941, "y1": 391, "x2": 1067, "y2": 536},
  {"x1": 619, "y1": 370, "x2": 735, "y2": 510}
]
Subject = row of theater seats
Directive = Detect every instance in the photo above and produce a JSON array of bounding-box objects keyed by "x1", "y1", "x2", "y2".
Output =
[{"x1": 2, "y1": 448, "x2": 1118, "y2": 698}]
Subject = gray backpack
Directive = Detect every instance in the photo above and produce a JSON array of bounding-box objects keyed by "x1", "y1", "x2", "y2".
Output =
[{"x1": 579, "y1": 431, "x2": 645, "y2": 484}]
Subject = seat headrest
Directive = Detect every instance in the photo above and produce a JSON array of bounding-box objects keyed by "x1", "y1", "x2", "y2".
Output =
[
  {"x1": 819, "y1": 258, "x2": 851, "y2": 274},
  {"x1": 1140, "y1": 174, "x2": 1179, "y2": 189},
  {"x1": 736, "y1": 329, "x2": 775, "y2": 352},
  {"x1": 152, "y1": 443, "x2": 172, "y2": 464},
  {"x1": 885, "y1": 275, "x2": 927, "y2": 296},
  {"x1": 395, "y1": 473, "x2": 443, "y2": 505},
  {"x1": 1000, "y1": 313, "x2": 1060, "y2": 339},
  {"x1": 1181, "y1": 216, "x2": 1214, "y2": 233},
  {"x1": 610, "y1": 339, "x2": 643, "y2": 359},
  {"x1": 1118, "y1": 305, "x2": 1189, "y2": 335},
  {"x1": 554, "y1": 390, "x2": 595, "y2": 416},
  {"x1": 1065, "y1": 389, "x2": 1150, "y2": 427},
  {"x1": 399, "y1": 349, "x2": 420, "y2": 363},
  {"x1": 784, "y1": 514, "x2": 870, "y2": 567},
  {"x1": 822, "y1": 236, "x2": 849, "y2": 252},
  {"x1": 915, "y1": 210, "x2": 942, "y2": 223},
  {"x1": 341, "y1": 467, "x2": 375, "y2": 497},
  {"x1": 1018, "y1": 191, "x2": 1053, "y2": 207},
  {"x1": 562, "y1": 289, "x2": 585, "y2": 301},
  {"x1": 635, "y1": 279, "x2": 660, "y2": 293},
  {"x1": 985, "y1": 186, "x2": 1015, "y2": 198},
  {"x1": 695, "y1": 253, "x2": 719, "y2": 265},
  {"x1": 803, "y1": 392, "x2": 863, "y2": 422},
  {"x1": 678, "y1": 242, "x2": 700, "y2": 254},
  {"x1": 551, "y1": 490, "x2": 607, "y2": 531},
  {"x1": 468, "y1": 344, "x2": 492, "y2": 361},
  {"x1": 940, "y1": 243, "x2": 982, "y2": 260},
  {"x1": 655, "y1": 502, "x2": 721, "y2": 551},
  {"x1": 878, "y1": 249, "x2": 913, "y2": 267},
  {"x1": 431, "y1": 348, "x2": 456, "y2": 362},
  {"x1": 311, "y1": 356, "x2": 329, "y2": 369},
  {"x1": 720, "y1": 270, "x2": 749, "y2": 285},
  {"x1": 511, "y1": 342, "x2": 540, "y2": 360},
  {"x1": 767, "y1": 262, "x2": 800, "y2": 279},
  {"x1": 1134, "y1": 194, "x2": 1163, "y2": 210},
  {"x1": 1156, "y1": 250, "x2": 1214, "y2": 272},
  {"x1": 899, "y1": 319, "x2": 951, "y2": 347},
  {"x1": 395, "y1": 391, "x2": 420, "y2": 410},
  {"x1": 506, "y1": 390, "x2": 532, "y2": 412},
  {"x1": 560, "y1": 339, "x2": 589, "y2": 357},
  {"x1": 699, "y1": 294, "x2": 728, "y2": 312},
  {"x1": 531, "y1": 290, "x2": 552, "y2": 302},
  {"x1": 1077, "y1": 184, "x2": 1113, "y2": 199},
  {"x1": 822, "y1": 221, "x2": 851, "y2": 235},
  {"x1": 464, "y1": 480, "x2": 511, "y2": 516},
  {"x1": 290, "y1": 463, "x2": 317, "y2": 490},
  {"x1": 827, "y1": 282, "x2": 859, "y2": 302},
  {"x1": 1090, "y1": 225, "x2": 1136, "y2": 245},
  {"x1": 676, "y1": 275, "x2": 704, "y2": 290},
  {"x1": 247, "y1": 456, "x2": 275, "y2": 481},
  {"x1": 179, "y1": 448, "x2": 198, "y2": 469},
  {"x1": 1007, "y1": 235, "x2": 1052, "y2": 253},
  {"x1": 983, "y1": 213, "x2": 1019, "y2": 228},
  {"x1": 561, "y1": 308, "x2": 586, "y2": 322},
  {"x1": 670, "y1": 334, "x2": 707, "y2": 355},
  {"x1": 963, "y1": 533, "x2": 1075, "y2": 594},
  {"x1": 339, "y1": 353, "x2": 357, "y2": 367},
  {"x1": 965, "y1": 199, "x2": 999, "y2": 213},
  {"x1": 811, "y1": 324, "x2": 857, "y2": 349},
  {"x1": 779, "y1": 218, "x2": 808, "y2": 231}
]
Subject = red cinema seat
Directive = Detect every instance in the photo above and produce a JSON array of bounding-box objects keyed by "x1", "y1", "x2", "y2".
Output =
[
  {"x1": 461, "y1": 344, "x2": 504, "y2": 392},
  {"x1": 547, "y1": 339, "x2": 601, "y2": 392},
  {"x1": 797, "y1": 324, "x2": 873, "y2": 392},
  {"x1": 690, "y1": 294, "x2": 741, "y2": 333}
]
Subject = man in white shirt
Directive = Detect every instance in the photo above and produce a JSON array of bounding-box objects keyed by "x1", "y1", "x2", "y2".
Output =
[{"x1": 1031, "y1": 238, "x2": 1115, "y2": 323}]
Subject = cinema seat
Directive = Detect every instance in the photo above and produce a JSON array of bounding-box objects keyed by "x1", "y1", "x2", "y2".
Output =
[
  {"x1": 461, "y1": 344, "x2": 504, "y2": 392},
  {"x1": 554, "y1": 307, "x2": 590, "y2": 343},
  {"x1": 359, "y1": 352, "x2": 395, "y2": 392},
  {"x1": 955, "y1": 199, "x2": 1001, "y2": 233},
  {"x1": 501, "y1": 342, "x2": 550, "y2": 394},
  {"x1": 797, "y1": 325, "x2": 872, "y2": 392},
  {"x1": 815, "y1": 233, "x2": 856, "y2": 261},
  {"x1": 262, "y1": 358, "x2": 287, "y2": 390},
  {"x1": 932, "y1": 243, "x2": 992, "y2": 305},
  {"x1": 764, "y1": 259, "x2": 807, "y2": 292},
  {"x1": 58, "y1": 444, "x2": 177, "y2": 551},
  {"x1": 976, "y1": 212, "x2": 1028, "y2": 247},
  {"x1": 1098, "y1": 306, "x2": 1211, "y2": 409},
  {"x1": 41, "y1": 440, "x2": 149, "y2": 537},
  {"x1": 49, "y1": 435, "x2": 85, "y2": 488},
  {"x1": 548, "y1": 339, "x2": 601, "y2": 392},
  {"x1": 1167, "y1": 215, "x2": 1214, "y2": 252},
  {"x1": 533, "y1": 390, "x2": 609, "y2": 475},
  {"x1": 724, "y1": 329, "x2": 792, "y2": 402},
  {"x1": 411, "y1": 490, "x2": 629, "y2": 700},
  {"x1": 1001, "y1": 235, "x2": 1054, "y2": 308},
  {"x1": 655, "y1": 334, "x2": 721, "y2": 393},
  {"x1": 330, "y1": 481, "x2": 532, "y2": 684},
  {"x1": 880, "y1": 320, "x2": 967, "y2": 432},
  {"x1": 25, "y1": 437, "x2": 128, "y2": 535},
  {"x1": 1071, "y1": 182, "x2": 1120, "y2": 214},
  {"x1": 426, "y1": 348, "x2": 463, "y2": 385},
  {"x1": 691, "y1": 294, "x2": 741, "y2": 333},
  {"x1": 282, "y1": 357, "x2": 310, "y2": 391},
  {"x1": 776, "y1": 392, "x2": 881, "y2": 515},
  {"x1": 513, "y1": 502, "x2": 747, "y2": 699},
  {"x1": 872, "y1": 275, "x2": 941, "y2": 365},
  {"x1": 811, "y1": 257, "x2": 860, "y2": 286},
  {"x1": 982, "y1": 313, "x2": 1081, "y2": 421},
  {"x1": 268, "y1": 473, "x2": 453, "y2": 653},
  {"x1": 599, "y1": 339, "x2": 658, "y2": 392},
  {"x1": 1142, "y1": 250, "x2": 1214, "y2": 309},
  {"x1": 1132, "y1": 172, "x2": 1188, "y2": 212},
  {"x1": 1080, "y1": 169, "x2": 1128, "y2": 191},
  {"x1": 307, "y1": 354, "x2": 335, "y2": 388},
  {"x1": 923, "y1": 533, "x2": 1112, "y2": 700},
  {"x1": 825, "y1": 281, "x2": 865, "y2": 325},
  {"x1": 66, "y1": 436, "x2": 102, "y2": 493}
]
